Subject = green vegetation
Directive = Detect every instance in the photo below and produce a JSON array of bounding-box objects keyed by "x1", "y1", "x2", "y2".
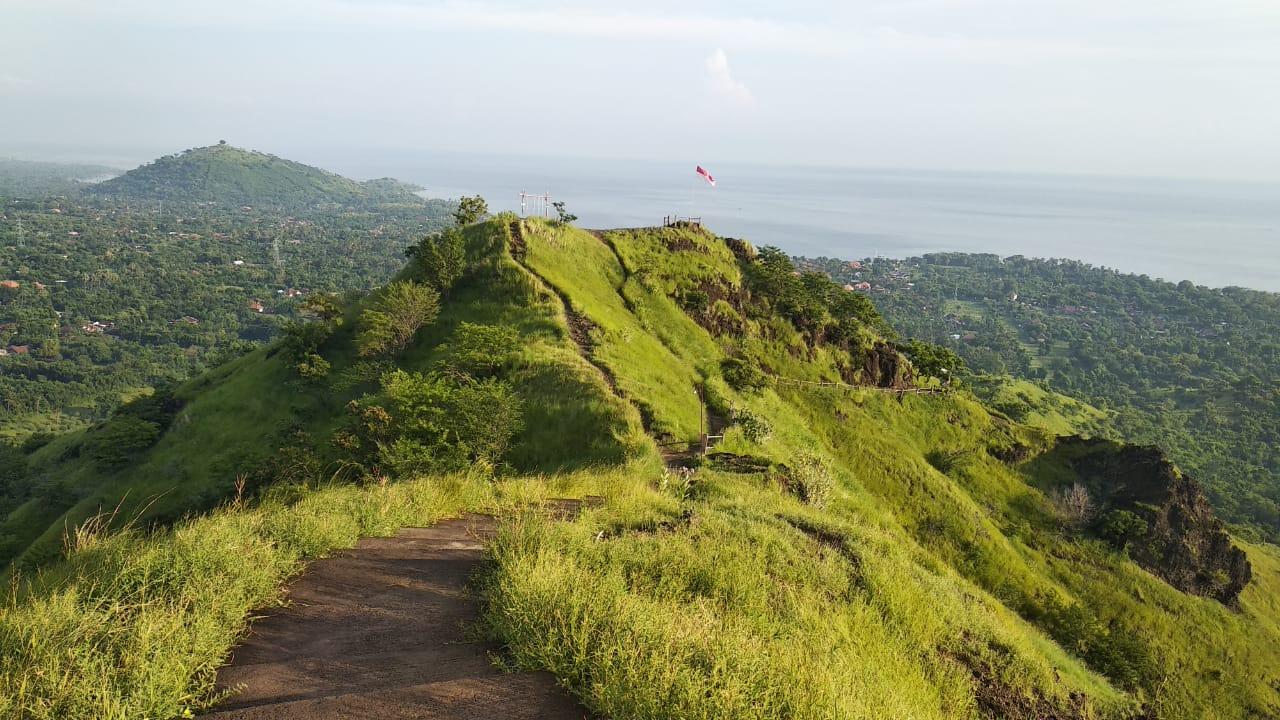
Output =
[
  {"x1": 2, "y1": 213, "x2": 1278, "y2": 719},
  {"x1": 803, "y1": 252, "x2": 1280, "y2": 541},
  {"x1": 0, "y1": 465, "x2": 634, "y2": 720},
  {"x1": 355, "y1": 280, "x2": 441, "y2": 357},
  {"x1": 89, "y1": 144, "x2": 423, "y2": 208},
  {"x1": 453, "y1": 194, "x2": 489, "y2": 226},
  {"x1": 1, "y1": 146, "x2": 455, "y2": 442}
]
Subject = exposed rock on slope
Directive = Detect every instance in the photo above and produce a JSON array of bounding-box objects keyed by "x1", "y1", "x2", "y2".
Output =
[
  {"x1": 860, "y1": 341, "x2": 915, "y2": 388},
  {"x1": 1048, "y1": 437, "x2": 1252, "y2": 605}
]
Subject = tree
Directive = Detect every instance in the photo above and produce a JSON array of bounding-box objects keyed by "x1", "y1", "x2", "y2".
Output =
[
  {"x1": 357, "y1": 280, "x2": 441, "y2": 357},
  {"x1": 453, "y1": 195, "x2": 488, "y2": 226},
  {"x1": 552, "y1": 201, "x2": 577, "y2": 225},
  {"x1": 408, "y1": 229, "x2": 466, "y2": 297},
  {"x1": 901, "y1": 339, "x2": 966, "y2": 381},
  {"x1": 1054, "y1": 482, "x2": 1095, "y2": 525}
]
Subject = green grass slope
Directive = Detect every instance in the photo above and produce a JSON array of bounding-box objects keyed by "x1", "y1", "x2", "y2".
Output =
[
  {"x1": 0, "y1": 219, "x2": 640, "y2": 569},
  {"x1": 2, "y1": 217, "x2": 1277, "y2": 719},
  {"x1": 496, "y1": 218, "x2": 1280, "y2": 719}
]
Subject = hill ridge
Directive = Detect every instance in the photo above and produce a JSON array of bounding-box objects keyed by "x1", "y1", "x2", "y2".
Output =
[
  {"x1": 90, "y1": 142, "x2": 421, "y2": 208},
  {"x1": 3, "y1": 214, "x2": 1278, "y2": 720}
]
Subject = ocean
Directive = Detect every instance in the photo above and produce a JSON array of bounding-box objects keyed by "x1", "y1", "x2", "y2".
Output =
[{"x1": 300, "y1": 150, "x2": 1280, "y2": 292}]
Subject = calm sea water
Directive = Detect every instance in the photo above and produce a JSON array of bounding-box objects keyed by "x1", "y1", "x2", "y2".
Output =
[{"x1": 313, "y1": 151, "x2": 1280, "y2": 292}]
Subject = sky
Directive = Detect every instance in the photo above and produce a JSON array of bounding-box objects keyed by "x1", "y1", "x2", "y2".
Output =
[{"x1": 3, "y1": 0, "x2": 1280, "y2": 181}]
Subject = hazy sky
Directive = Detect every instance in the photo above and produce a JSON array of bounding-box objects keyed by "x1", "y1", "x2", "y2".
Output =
[{"x1": 3, "y1": 0, "x2": 1280, "y2": 181}]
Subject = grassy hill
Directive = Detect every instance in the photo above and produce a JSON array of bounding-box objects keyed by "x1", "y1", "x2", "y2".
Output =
[
  {"x1": 89, "y1": 143, "x2": 420, "y2": 208},
  {"x1": 2, "y1": 217, "x2": 1278, "y2": 719},
  {"x1": 801, "y1": 252, "x2": 1280, "y2": 542}
]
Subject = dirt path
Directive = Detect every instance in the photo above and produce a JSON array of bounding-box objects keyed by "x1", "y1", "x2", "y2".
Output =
[{"x1": 200, "y1": 510, "x2": 589, "y2": 720}]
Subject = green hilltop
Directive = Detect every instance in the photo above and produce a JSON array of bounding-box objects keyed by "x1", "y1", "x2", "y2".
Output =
[
  {"x1": 89, "y1": 142, "x2": 423, "y2": 208},
  {"x1": 2, "y1": 215, "x2": 1278, "y2": 719}
]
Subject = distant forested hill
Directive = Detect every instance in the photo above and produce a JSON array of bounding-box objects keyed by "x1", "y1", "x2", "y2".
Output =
[
  {"x1": 89, "y1": 143, "x2": 422, "y2": 209},
  {"x1": 0, "y1": 158, "x2": 119, "y2": 196},
  {"x1": 801, "y1": 252, "x2": 1280, "y2": 541},
  {"x1": 1, "y1": 145, "x2": 456, "y2": 440}
]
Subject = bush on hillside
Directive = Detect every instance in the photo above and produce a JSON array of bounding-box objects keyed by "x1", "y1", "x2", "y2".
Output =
[
  {"x1": 727, "y1": 406, "x2": 772, "y2": 443},
  {"x1": 356, "y1": 280, "x2": 440, "y2": 357},
  {"x1": 744, "y1": 245, "x2": 891, "y2": 345},
  {"x1": 345, "y1": 370, "x2": 524, "y2": 477},
  {"x1": 436, "y1": 322, "x2": 520, "y2": 377},
  {"x1": 787, "y1": 453, "x2": 835, "y2": 507},
  {"x1": 1098, "y1": 509, "x2": 1148, "y2": 553},
  {"x1": 300, "y1": 292, "x2": 344, "y2": 322},
  {"x1": 721, "y1": 356, "x2": 769, "y2": 393},
  {"x1": 1031, "y1": 592, "x2": 1158, "y2": 692},
  {"x1": 85, "y1": 416, "x2": 161, "y2": 468},
  {"x1": 407, "y1": 228, "x2": 466, "y2": 297},
  {"x1": 281, "y1": 318, "x2": 336, "y2": 378},
  {"x1": 295, "y1": 353, "x2": 332, "y2": 380},
  {"x1": 901, "y1": 339, "x2": 965, "y2": 382}
]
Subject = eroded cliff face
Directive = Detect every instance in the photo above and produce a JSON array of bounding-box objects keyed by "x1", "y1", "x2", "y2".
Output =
[
  {"x1": 1047, "y1": 437, "x2": 1252, "y2": 606},
  {"x1": 860, "y1": 341, "x2": 915, "y2": 389}
]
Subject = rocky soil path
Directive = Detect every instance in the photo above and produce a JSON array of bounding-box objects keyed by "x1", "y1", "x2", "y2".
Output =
[{"x1": 200, "y1": 510, "x2": 589, "y2": 720}]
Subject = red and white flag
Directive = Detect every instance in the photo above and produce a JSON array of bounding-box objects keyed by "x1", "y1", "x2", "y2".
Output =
[{"x1": 696, "y1": 165, "x2": 716, "y2": 187}]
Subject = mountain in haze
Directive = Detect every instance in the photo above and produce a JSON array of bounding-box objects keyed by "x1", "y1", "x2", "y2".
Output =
[
  {"x1": 89, "y1": 142, "x2": 425, "y2": 208},
  {"x1": 0, "y1": 158, "x2": 120, "y2": 196},
  {"x1": 4, "y1": 206, "x2": 1278, "y2": 719}
]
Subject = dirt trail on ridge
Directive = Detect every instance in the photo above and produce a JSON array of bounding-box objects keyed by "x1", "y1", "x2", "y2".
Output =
[{"x1": 199, "y1": 509, "x2": 589, "y2": 720}]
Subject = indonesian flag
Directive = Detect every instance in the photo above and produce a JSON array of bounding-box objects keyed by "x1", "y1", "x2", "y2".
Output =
[{"x1": 696, "y1": 165, "x2": 716, "y2": 187}]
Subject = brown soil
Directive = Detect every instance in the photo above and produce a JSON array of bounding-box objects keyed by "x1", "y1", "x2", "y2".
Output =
[{"x1": 199, "y1": 510, "x2": 590, "y2": 720}]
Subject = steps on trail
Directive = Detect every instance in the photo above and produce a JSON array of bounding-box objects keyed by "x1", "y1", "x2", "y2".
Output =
[{"x1": 199, "y1": 507, "x2": 592, "y2": 720}]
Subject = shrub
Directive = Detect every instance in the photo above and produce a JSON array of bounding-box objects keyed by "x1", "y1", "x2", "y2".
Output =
[
  {"x1": 1032, "y1": 592, "x2": 1158, "y2": 692},
  {"x1": 408, "y1": 229, "x2": 467, "y2": 297},
  {"x1": 300, "y1": 292, "x2": 344, "y2": 322},
  {"x1": 85, "y1": 417, "x2": 161, "y2": 468},
  {"x1": 437, "y1": 322, "x2": 520, "y2": 377},
  {"x1": 295, "y1": 353, "x2": 332, "y2": 380},
  {"x1": 280, "y1": 318, "x2": 335, "y2": 377},
  {"x1": 721, "y1": 357, "x2": 769, "y2": 393},
  {"x1": 357, "y1": 280, "x2": 440, "y2": 357},
  {"x1": 925, "y1": 448, "x2": 974, "y2": 475},
  {"x1": 728, "y1": 407, "x2": 772, "y2": 443},
  {"x1": 790, "y1": 453, "x2": 835, "y2": 507},
  {"x1": 369, "y1": 370, "x2": 524, "y2": 474},
  {"x1": 1098, "y1": 509, "x2": 1148, "y2": 552},
  {"x1": 1053, "y1": 482, "x2": 1096, "y2": 526}
]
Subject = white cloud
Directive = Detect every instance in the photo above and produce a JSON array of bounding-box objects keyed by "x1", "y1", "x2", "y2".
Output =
[{"x1": 705, "y1": 49, "x2": 753, "y2": 105}]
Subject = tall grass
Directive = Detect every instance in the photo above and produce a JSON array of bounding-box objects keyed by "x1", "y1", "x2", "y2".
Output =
[
  {"x1": 483, "y1": 471, "x2": 1135, "y2": 720},
  {"x1": 0, "y1": 467, "x2": 630, "y2": 720}
]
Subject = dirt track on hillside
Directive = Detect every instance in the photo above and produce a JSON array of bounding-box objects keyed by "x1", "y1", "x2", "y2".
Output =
[{"x1": 199, "y1": 511, "x2": 589, "y2": 720}]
